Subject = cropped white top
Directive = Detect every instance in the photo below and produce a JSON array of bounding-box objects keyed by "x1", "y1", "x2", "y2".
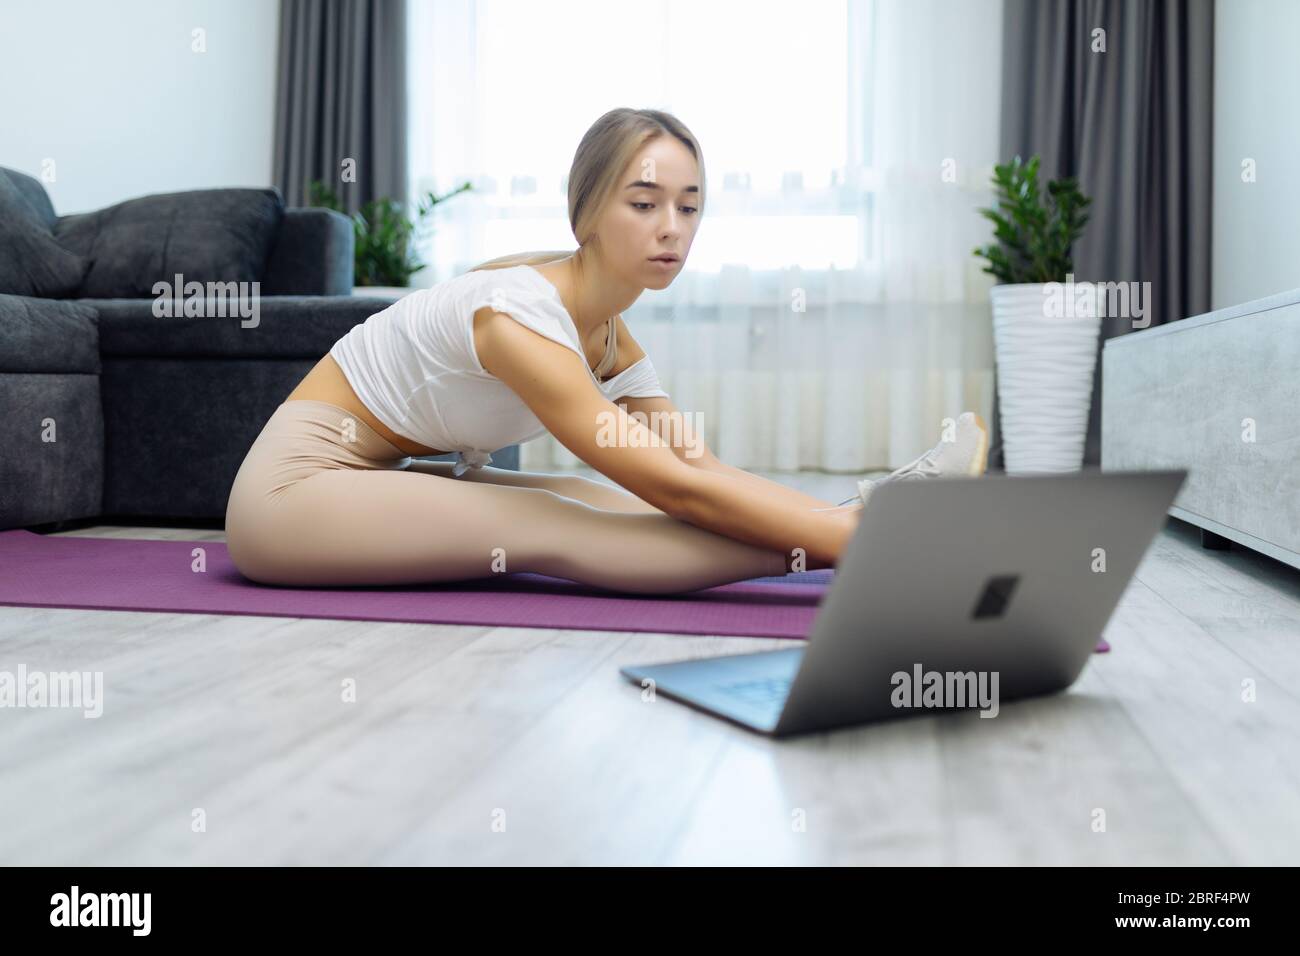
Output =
[{"x1": 328, "y1": 264, "x2": 670, "y2": 475}]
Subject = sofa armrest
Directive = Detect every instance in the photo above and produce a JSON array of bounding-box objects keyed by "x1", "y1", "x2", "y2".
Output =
[{"x1": 260, "y1": 207, "x2": 354, "y2": 296}]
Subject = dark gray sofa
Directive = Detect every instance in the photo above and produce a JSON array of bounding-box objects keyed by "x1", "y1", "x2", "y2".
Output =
[{"x1": 0, "y1": 166, "x2": 517, "y2": 532}]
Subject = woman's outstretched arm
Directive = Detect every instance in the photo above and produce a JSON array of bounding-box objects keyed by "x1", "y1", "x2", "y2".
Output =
[
  {"x1": 615, "y1": 394, "x2": 851, "y2": 513},
  {"x1": 478, "y1": 313, "x2": 860, "y2": 567}
]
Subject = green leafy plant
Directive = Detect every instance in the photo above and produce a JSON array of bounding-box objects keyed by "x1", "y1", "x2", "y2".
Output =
[
  {"x1": 972, "y1": 154, "x2": 1092, "y2": 284},
  {"x1": 307, "y1": 179, "x2": 474, "y2": 287}
]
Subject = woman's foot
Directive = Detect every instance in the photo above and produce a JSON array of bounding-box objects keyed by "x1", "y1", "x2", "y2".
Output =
[{"x1": 839, "y1": 412, "x2": 989, "y2": 507}]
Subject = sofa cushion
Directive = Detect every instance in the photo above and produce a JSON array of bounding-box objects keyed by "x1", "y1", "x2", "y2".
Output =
[
  {"x1": 0, "y1": 294, "x2": 100, "y2": 374},
  {"x1": 82, "y1": 293, "x2": 402, "y2": 359},
  {"x1": 0, "y1": 172, "x2": 92, "y2": 298},
  {"x1": 53, "y1": 187, "x2": 285, "y2": 298}
]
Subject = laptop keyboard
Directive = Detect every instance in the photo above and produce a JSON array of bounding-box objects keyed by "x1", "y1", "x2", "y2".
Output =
[{"x1": 716, "y1": 676, "x2": 792, "y2": 708}]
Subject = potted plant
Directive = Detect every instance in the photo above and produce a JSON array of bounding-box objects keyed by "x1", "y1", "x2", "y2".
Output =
[
  {"x1": 973, "y1": 154, "x2": 1096, "y2": 473},
  {"x1": 307, "y1": 179, "x2": 474, "y2": 295}
]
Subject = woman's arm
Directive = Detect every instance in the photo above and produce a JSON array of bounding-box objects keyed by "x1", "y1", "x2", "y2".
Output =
[
  {"x1": 615, "y1": 394, "x2": 848, "y2": 514},
  {"x1": 477, "y1": 310, "x2": 857, "y2": 566},
  {"x1": 610, "y1": 315, "x2": 850, "y2": 515},
  {"x1": 608, "y1": 317, "x2": 842, "y2": 515}
]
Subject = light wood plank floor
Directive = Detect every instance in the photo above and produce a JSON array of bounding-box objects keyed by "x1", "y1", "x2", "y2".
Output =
[{"x1": 1, "y1": 469, "x2": 1298, "y2": 865}]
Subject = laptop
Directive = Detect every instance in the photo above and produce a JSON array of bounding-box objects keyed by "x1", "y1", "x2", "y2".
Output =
[{"x1": 620, "y1": 468, "x2": 1187, "y2": 738}]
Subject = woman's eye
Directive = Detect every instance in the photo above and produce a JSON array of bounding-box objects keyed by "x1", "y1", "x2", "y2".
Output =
[{"x1": 632, "y1": 202, "x2": 699, "y2": 214}]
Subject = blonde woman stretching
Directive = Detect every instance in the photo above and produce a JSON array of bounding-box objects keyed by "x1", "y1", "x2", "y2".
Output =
[{"x1": 225, "y1": 108, "x2": 989, "y2": 594}]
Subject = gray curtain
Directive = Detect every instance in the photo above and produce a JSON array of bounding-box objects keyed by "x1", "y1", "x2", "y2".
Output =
[
  {"x1": 992, "y1": 0, "x2": 1214, "y2": 468},
  {"x1": 273, "y1": 0, "x2": 409, "y2": 214}
]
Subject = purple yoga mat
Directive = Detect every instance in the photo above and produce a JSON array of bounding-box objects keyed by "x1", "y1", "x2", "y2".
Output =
[{"x1": 0, "y1": 530, "x2": 1110, "y2": 650}]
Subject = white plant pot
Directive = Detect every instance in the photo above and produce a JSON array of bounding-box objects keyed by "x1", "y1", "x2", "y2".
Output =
[
  {"x1": 991, "y1": 282, "x2": 1102, "y2": 474},
  {"x1": 351, "y1": 285, "x2": 414, "y2": 299}
]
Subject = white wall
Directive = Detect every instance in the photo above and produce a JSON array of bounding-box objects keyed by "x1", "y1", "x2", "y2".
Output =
[
  {"x1": 0, "y1": 0, "x2": 279, "y2": 215},
  {"x1": 1212, "y1": 0, "x2": 1300, "y2": 309}
]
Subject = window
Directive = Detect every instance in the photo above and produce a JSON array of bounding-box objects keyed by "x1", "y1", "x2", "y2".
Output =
[{"x1": 410, "y1": 0, "x2": 877, "y2": 278}]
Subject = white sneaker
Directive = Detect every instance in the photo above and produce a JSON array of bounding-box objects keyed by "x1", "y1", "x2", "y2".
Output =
[{"x1": 839, "y1": 412, "x2": 990, "y2": 507}]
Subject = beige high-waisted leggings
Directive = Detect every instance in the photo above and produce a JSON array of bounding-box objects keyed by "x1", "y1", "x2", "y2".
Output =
[{"x1": 224, "y1": 400, "x2": 789, "y2": 593}]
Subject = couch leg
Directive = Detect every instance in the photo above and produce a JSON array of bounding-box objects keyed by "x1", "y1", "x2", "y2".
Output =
[
  {"x1": 1200, "y1": 528, "x2": 1232, "y2": 551},
  {"x1": 25, "y1": 517, "x2": 95, "y2": 535}
]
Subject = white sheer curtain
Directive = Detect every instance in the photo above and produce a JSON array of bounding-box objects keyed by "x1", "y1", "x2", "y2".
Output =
[{"x1": 407, "y1": 0, "x2": 1004, "y2": 473}]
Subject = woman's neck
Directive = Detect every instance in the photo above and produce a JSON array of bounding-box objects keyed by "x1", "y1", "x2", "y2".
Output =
[{"x1": 545, "y1": 254, "x2": 642, "y2": 342}]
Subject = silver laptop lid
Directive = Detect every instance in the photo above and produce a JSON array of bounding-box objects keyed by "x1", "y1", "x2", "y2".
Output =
[{"x1": 773, "y1": 469, "x2": 1186, "y2": 735}]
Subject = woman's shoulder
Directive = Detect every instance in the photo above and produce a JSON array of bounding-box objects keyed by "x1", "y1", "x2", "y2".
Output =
[
  {"x1": 429, "y1": 264, "x2": 531, "y2": 299},
  {"x1": 461, "y1": 265, "x2": 560, "y2": 318}
]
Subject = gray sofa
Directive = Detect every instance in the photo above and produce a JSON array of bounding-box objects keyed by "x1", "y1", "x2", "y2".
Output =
[{"x1": 0, "y1": 166, "x2": 517, "y2": 532}]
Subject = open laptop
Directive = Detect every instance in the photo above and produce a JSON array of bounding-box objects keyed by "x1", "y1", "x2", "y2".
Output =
[{"x1": 620, "y1": 468, "x2": 1187, "y2": 738}]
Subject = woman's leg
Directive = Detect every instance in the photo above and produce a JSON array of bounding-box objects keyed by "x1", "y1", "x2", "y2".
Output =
[
  {"x1": 225, "y1": 400, "x2": 833, "y2": 594},
  {"x1": 229, "y1": 467, "x2": 790, "y2": 593},
  {"x1": 401, "y1": 460, "x2": 854, "y2": 520},
  {"x1": 400, "y1": 459, "x2": 666, "y2": 514},
  {"x1": 401, "y1": 460, "x2": 849, "y2": 573}
]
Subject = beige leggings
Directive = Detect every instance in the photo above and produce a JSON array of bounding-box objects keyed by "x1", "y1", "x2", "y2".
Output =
[{"x1": 224, "y1": 400, "x2": 789, "y2": 593}]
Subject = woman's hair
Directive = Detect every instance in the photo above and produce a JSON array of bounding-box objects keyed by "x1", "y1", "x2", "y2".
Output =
[{"x1": 465, "y1": 108, "x2": 705, "y2": 274}]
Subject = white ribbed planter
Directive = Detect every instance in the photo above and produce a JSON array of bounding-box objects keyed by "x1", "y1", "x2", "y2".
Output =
[
  {"x1": 991, "y1": 282, "x2": 1102, "y2": 474},
  {"x1": 351, "y1": 285, "x2": 414, "y2": 299}
]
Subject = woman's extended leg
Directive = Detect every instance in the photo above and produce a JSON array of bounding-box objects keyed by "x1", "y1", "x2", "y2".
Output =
[
  {"x1": 228, "y1": 467, "x2": 792, "y2": 593},
  {"x1": 400, "y1": 459, "x2": 668, "y2": 514},
  {"x1": 399, "y1": 460, "x2": 852, "y2": 568},
  {"x1": 402, "y1": 459, "x2": 852, "y2": 518},
  {"x1": 224, "y1": 400, "x2": 851, "y2": 594}
]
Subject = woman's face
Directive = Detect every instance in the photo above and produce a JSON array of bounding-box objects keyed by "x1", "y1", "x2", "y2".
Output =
[{"x1": 596, "y1": 136, "x2": 701, "y2": 289}]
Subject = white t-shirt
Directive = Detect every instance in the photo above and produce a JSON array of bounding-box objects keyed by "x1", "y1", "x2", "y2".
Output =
[{"x1": 328, "y1": 264, "x2": 670, "y2": 474}]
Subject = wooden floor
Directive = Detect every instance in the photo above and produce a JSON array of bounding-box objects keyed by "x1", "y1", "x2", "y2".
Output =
[{"x1": 2, "y1": 468, "x2": 1298, "y2": 865}]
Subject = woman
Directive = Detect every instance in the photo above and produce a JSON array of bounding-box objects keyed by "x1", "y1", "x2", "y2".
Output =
[{"x1": 224, "y1": 108, "x2": 988, "y2": 594}]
